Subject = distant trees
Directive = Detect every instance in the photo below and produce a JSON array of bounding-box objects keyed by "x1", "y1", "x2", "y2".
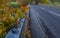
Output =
[
  {"x1": 40, "y1": 0, "x2": 51, "y2": 4},
  {"x1": 50, "y1": 0, "x2": 60, "y2": 4},
  {"x1": 26, "y1": 0, "x2": 51, "y2": 4},
  {"x1": 35, "y1": 0, "x2": 51, "y2": 4},
  {"x1": 50, "y1": 0, "x2": 59, "y2": 2}
]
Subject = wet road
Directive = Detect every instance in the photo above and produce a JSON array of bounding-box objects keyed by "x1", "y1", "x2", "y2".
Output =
[{"x1": 29, "y1": 5, "x2": 60, "y2": 38}]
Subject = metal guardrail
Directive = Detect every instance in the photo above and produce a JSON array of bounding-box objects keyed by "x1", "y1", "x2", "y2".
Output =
[{"x1": 5, "y1": 18, "x2": 25, "y2": 38}]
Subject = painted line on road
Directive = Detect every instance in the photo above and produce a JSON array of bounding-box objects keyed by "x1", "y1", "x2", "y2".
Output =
[
  {"x1": 31, "y1": 6, "x2": 57, "y2": 36},
  {"x1": 30, "y1": 7, "x2": 46, "y2": 36},
  {"x1": 40, "y1": 7, "x2": 60, "y2": 16}
]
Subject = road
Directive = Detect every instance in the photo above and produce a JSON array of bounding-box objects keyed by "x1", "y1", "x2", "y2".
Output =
[
  {"x1": 29, "y1": 5, "x2": 60, "y2": 38},
  {"x1": 39, "y1": 5, "x2": 60, "y2": 14}
]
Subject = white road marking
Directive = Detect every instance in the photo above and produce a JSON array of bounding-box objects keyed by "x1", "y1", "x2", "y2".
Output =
[{"x1": 40, "y1": 7, "x2": 60, "y2": 16}]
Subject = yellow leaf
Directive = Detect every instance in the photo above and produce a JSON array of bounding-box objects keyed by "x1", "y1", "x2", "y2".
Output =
[{"x1": 0, "y1": 29, "x2": 2, "y2": 34}]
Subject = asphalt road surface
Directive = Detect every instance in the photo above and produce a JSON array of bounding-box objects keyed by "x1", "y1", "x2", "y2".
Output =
[{"x1": 29, "y1": 5, "x2": 60, "y2": 38}]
